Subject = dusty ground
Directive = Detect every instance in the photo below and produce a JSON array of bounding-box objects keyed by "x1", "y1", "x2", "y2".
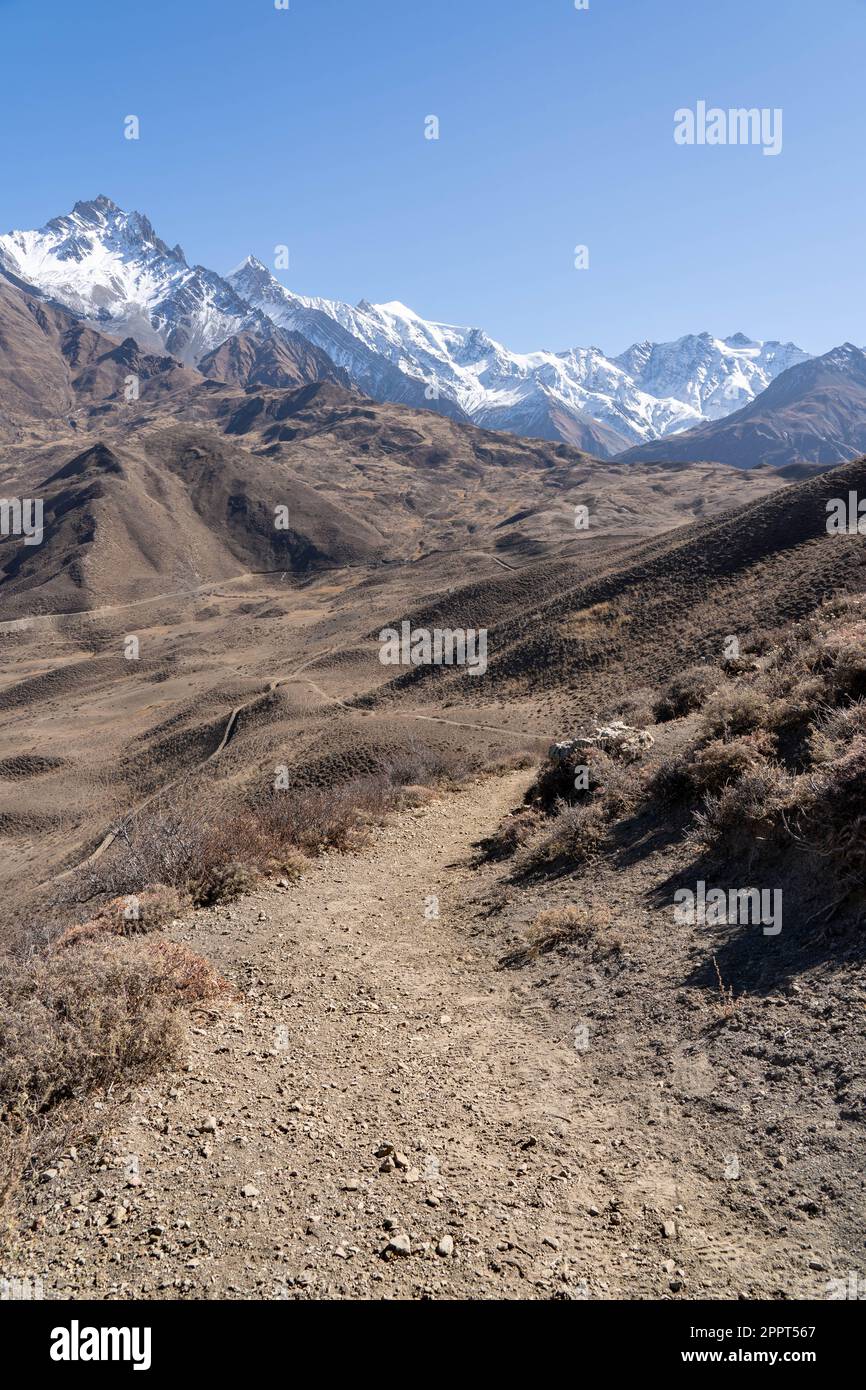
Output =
[{"x1": 5, "y1": 769, "x2": 858, "y2": 1301}]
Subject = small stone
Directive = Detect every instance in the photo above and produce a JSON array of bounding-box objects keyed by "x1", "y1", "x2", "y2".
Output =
[
  {"x1": 40, "y1": 1169, "x2": 59, "y2": 1183},
  {"x1": 241, "y1": 1184, "x2": 260, "y2": 1198},
  {"x1": 404, "y1": 1167, "x2": 421, "y2": 1184},
  {"x1": 108, "y1": 1206, "x2": 128, "y2": 1227},
  {"x1": 393, "y1": 1152, "x2": 410, "y2": 1171},
  {"x1": 374, "y1": 1143, "x2": 395, "y2": 1159},
  {"x1": 439, "y1": 1014, "x2": 452, "y2": 1026},
  {"x1": 436, "y1": 1235, "x2": 454, "y2": 1257},
  {"x1": 200, "y1": 1117, "x2": 218, "y2": 1134},
  {"x1": 662, "y1": 1219, "x2": 677, "y2": 1239},
  {"x1": 386, "y1": 1233, "x2": 412, "y2": 1257}
]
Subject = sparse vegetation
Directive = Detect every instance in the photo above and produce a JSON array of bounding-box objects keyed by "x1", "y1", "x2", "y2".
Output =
[
  {"x1": 688, "y1": 762, "x2": 791, "y2": 864},
  {"x1": 498, "y1": 904, "x2": 609, "y2": 968},
  {"x1": 654, "y1": 664, "x2": 719, "y2": 722},
  {"x1": 642, "y1": 596, "x2": 866, "y2": 911},
  {"x1": 519, "y1": 800, "x2": 608, "y2": 872},
  {"x1": 0, "y1": 933, "x2": 226, "y2": 1221}
]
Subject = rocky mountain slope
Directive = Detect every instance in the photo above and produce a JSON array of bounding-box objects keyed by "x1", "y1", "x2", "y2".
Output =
[
  {"x1": 1, "y1": 197, "x2": 814, "y2": 457},
  {"x1": 0, "y1": 275, "x2": 197, "y2": 439},
  {"x1": 619, "y1": 345, "x2": 866, "y2": 472},
  {"x1": 0, "y1": 427, "x2": 385, "y2": 616}
]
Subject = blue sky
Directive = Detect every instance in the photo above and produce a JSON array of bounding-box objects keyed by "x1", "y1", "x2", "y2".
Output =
[{"x1": 1, "y1": 0, "x2": 863, "y2": 355}]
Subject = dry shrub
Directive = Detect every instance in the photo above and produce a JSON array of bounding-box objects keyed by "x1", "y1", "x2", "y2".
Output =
[
  {"x1": 647, "y1": 734, "x2": 776, "y2": 807},
  {"x1": 138, "y1": 939, "x2": 228, "y2": 1006},
  {"x1": 654, "y1": 665, "x2": 719, "y2": 722},
  {"x1": 798, "y1": 736, "x2": 866, "y2": 891},
  {"x1": 689, "y1": 763, "x2": 791, "y2": 862},
  {"x1": 685, "y1": 731, "x2": 778, "y2": 797},
  {"x1": 644, "y1": 754, "x2": 695, "y2": 805},
  {"x1": 268, "y1": 847, "x2": 309, "y2": 880},
  {"x1": 379, "y1": 739, "x2": 480, "y2": 786},
  {"x1": 54, "y1": 886, "x2": 188, "y2": 949},
  {"x1": 527, "y1": 745, "x2": 619, "y2": 812},
  {"x1": 0, "y1": 939, "x2": 190, "y2": 1123},
  {"x1": 520, "y1": 800, "x2": 607, "y2": 871},
  {"x1": 188, "y1": 858, "x2": 260, "y2": 908},
  {"x1": 498, "y1": 904, "x2": 611, "y2": 968},
  {"x1": 78, "y1": 774, "x2": 399, "y2": 912},
  {"x1": 613, "y1": 686, "x2": 658, "y2": 728},
  {"x1": 819, "y1": 621, "x2": 866, "y2": 703},
  {"x1": 251, "y1": 775, "x2": 396, "y2": 855},
  {"x1": 699, "y1": 684, "x2": 767, "y2": 740},
  {"x1": 809, "y1": 701, "x2": 866, "y2": 765},
  {"x1": 0, "y1": 933, "x2": 227, "y2": 1230},
  {"x1": 596, "y1": 759, "x2": 640, "y2": 819},
  {"x1": 478, "y1": 808, "x2": 540, "y2": 861}
]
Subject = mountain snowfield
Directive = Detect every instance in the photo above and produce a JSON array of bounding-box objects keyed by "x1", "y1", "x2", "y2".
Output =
[
  {"x1": 0, "y1": 196, "x2": 264, "y2": 367},
  {"x1": 0, "y1": 196, "x2": 812, "y2": 455}
]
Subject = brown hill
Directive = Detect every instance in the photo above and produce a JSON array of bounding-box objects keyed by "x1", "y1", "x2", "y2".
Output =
[
  {"x1": 192, "y1": 380, "x2": 788, "y2": 561},
  {"x1": 0, "y1": 427, "x2": 385, "y2": 617},
  {"x1": 0, "y1": 274, "x2": 198, "y2": 437},
  {"x1": 362, "y1": 454, "x2": 866, "y2": 715},
  {"x1": 198, "y1": 329, "x2": 350, "y2": 392}
]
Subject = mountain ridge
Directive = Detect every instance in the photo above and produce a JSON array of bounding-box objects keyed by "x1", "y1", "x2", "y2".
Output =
[{"x1": 0, "y1": 196, "x2": 816, "y2": 458}]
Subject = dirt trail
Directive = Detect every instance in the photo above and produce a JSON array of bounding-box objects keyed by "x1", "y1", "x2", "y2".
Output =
[{"x1": 10, "y1": 771, "x2": 832, "y2": 1300}]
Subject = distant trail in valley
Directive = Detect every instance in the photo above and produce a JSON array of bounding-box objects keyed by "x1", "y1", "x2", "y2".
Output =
[{"x1": 46, "y1": 649, "x2": 551, "y2": 887}]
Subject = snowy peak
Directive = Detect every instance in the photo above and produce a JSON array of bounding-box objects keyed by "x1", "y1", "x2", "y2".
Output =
[
  {"x1": 228, "y1": 253, "x2": 812, "y2": 450},
  {"x1": 0, "y1": 197, "x2": 262, "y2": 364},
  {"x1": 613, "y1": 331, "x2": 811, "y2": 421},
  {"x1": 0, "y1": 197, "x2": 817, "y2": 453}
]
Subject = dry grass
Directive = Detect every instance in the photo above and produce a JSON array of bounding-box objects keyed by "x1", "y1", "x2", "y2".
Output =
[
  {"x1": 519, "y1": 800, "x2": 608, "y2": 873},
  {"x1": 711, "y1": 956, "x2": 739, "y2": 1019},
  {"x1": 498, "y1": 904, "x2": 610, "y2": 969},
  {"x1": 654, "y1": 665, "x2": 719, "y2": 722},
  {"x1": 0, "y1": 932, "x2": 226, "y2": 1238}
]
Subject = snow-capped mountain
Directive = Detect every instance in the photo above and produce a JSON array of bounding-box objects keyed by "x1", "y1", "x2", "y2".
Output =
[
  {"x1": 614, "y1": 332, "x2": 810, "y2": 421},
  {"x1": 229, "y1": 256, "x2": 810, "y2": 451},
  {"x1": 0, "y1": 197, "x2": 814, "y2": 455},
  {"x1": 0, "y1": 196, "x2": 264, "y2": 365}
]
